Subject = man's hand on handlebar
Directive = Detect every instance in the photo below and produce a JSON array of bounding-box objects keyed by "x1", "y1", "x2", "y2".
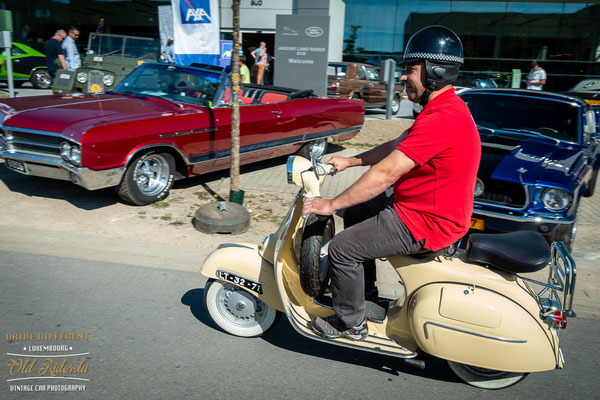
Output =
[
  {"x1": 325, "y1": 156, "x2": 354, "y2": 172},
  {"x1": 303, "y1": 197, "x2": 334, "y2": 216}
]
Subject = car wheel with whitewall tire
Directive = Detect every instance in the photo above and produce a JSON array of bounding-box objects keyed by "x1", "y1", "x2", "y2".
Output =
[
  {"x1": 117, "y1": 151, "x2": 175, "y2": 206},
  {"x1": 30, "y1": 69, "x2": 51, "y2": 89},
  {"x1": 204, "y1": 279, "x2": 281, "y2": 337},
  {"x1": 299, "y1": 214, "x2": 335, "y2": 297},
  {"x1": 583, "y1": 169, "x2": 598, "y2": 197},
  {"x1": 547, "y1": 220, "x2": 577, "y2": 252},
  {"x1": 298, "y1": 139, "x2": 328, "y2": 160},
  {"x1": 447, "y1": 361, "x2": 528, "y2": 389},
  {"x1": 389, "y1": 94, "x2": 401, "y2": 115}
]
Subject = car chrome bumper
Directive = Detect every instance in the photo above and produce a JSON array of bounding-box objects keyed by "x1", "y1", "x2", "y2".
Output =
[
  {"x1": 1, "y1": 151, "x2": 125, "y2": 190},
  {"x1": 473, "y1": 208, "x2": 575, "y2": 225}
]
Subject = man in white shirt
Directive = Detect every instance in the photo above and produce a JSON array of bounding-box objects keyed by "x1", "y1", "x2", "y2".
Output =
[
  {"x1": 62, "y1": 27, "x2": 81, "y2": 71},
  {"x1": 526, "y1": 61, "x2": 546, "y2": 90}
]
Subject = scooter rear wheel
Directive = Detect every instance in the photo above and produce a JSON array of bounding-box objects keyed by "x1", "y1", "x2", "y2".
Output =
[
  {"x1": 447, "y1": 361, "x2": 528, "y2": 389},
  {"x1": 204, "y1": 279, "x2": 281, "y2": 337}
]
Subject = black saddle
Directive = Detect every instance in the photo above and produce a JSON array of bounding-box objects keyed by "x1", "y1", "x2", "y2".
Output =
[{"x1": 467, "y1": 231, "x2": 550, "y2": 273}]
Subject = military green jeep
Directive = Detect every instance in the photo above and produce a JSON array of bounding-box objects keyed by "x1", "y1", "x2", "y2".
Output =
[{"x1": 53, "y1": 33, "x2": 160, "y2": 94}]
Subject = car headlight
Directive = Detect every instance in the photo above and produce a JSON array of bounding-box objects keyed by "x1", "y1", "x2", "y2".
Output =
[
  {"x1": 60, "y1": 141, "x2": 81, "y2": 166},
  {"x1": 103, "y1": 74, "x2": 114, "y2": 86},
  {"x1": 474, "y1": 178, "x2": 484, "y2": 197},
  {"x1": 70, "y1": 146, "x2": 81, "y2": 165},
  {"x1": 77, "y1": 72, "x2": 88, "y2": 83},
  {"x1": 542, "y1": 188, "x2": 571, "y2": 211},
  {"x1": 60, "y1": 141, "x2": 72, "y2": 159}
]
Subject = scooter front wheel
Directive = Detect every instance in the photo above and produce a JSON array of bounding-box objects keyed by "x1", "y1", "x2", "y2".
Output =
[
  {"x1": 447, "y1": 361, "x2": 528, "y2": 389},
  {"x1": 204, "y1": 279, "x2": 281, "y2": 337}
]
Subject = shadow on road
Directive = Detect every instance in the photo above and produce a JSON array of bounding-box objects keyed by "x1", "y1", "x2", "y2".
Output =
[
  {"x1": 180, "y1": 287, "x2": 457, "y2": 385},
  {"x1": 0, "y1": 164, "x2": 119, "y2": 210}
]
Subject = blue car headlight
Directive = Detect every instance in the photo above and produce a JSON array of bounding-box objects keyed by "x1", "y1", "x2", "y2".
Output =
[{"x1": 541, "y1": 188, "x2": 571, "y2": 212}]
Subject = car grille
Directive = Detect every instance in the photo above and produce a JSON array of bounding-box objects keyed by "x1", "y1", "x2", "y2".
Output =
[
  {"x1": 0, "y1": 127, "x2": 63, "y2": 160},
  {"x1": 88, "y1": 70, "x2": 105, "y2": 93},
  {"x1": 475, "y1": 178, "x2": 527, "y2": 208}
]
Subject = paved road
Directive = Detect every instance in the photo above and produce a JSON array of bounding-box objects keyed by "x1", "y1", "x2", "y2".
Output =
[{"x1": 2, "y1": 251, "x2": 599, "y2": 399}]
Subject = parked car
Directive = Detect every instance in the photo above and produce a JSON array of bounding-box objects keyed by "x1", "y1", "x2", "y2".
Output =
[
  {"x1": 327, "y1": 62, "x2": 404, "y2": 114},
  {"x1": 52, "y1": 33, "x2": 159, "y2": 95},
  {"x1": 0, "y1": 62, "x2": 363, "y2": 205},
  {"x1": 0, "y1": 42, "x2": 51, "y2": 89},
  {"x1": 563, "y1": 78, "x2": 600, "y2": 131},
  {"x1": 413, "y1": 75, "x2": 498, "y2": 117},
  {"x1": 460, "y1": 88, "x2": 599, "y2": 249}
]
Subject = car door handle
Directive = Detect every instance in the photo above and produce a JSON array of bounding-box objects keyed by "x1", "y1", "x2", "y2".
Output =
[{"x1": 271, "y1": 110, "x2": 282, "y2": 115}]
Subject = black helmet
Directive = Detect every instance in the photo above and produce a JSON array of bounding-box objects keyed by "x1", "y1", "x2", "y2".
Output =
[{"x1": 402, "y1": 26, "x2": 464, "y2": 104}]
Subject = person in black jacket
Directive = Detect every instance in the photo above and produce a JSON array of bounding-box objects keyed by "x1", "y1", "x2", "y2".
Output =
[{"x1": 44, "y1": 30, "x2": 67, "y2": 80}]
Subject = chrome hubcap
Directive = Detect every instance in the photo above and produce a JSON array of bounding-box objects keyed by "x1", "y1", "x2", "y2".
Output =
[
  {"x1": 134, "y1": 155, "x2": 169, "y2": 196},
  {"x1": 216, "y1": 282, "x2": 268, "y2": 327},
  {"x1": 308, "y1": 140, "x2": 327, "y2": 159}
]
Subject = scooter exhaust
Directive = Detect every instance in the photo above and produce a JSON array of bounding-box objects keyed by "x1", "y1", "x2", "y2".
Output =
[{"x1": 402, "y1": 358, "x2": 426, "y2": 370}]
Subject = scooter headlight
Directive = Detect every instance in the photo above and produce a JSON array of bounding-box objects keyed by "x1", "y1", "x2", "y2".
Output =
[
  {"x1": 76, "y1": 72, "x2": 88, "y2": 83},
  {"x1": 542, "y1": 188, "x2": 571, "y2": 211}
]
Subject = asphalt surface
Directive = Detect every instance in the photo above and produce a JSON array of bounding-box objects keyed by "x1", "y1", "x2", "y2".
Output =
[{"x1": 2, "y1": 251, "x2": 599, "y2": 399}]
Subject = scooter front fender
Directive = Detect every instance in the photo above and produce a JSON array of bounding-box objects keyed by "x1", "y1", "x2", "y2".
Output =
[{"x1": 200, "y1": 243, "x2": 284, "y2": 312}]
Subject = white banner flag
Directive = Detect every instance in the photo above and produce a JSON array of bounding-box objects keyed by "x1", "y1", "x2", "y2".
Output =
[{"x1": 171, "y1": 0, "x2": 220, "y2": 66}]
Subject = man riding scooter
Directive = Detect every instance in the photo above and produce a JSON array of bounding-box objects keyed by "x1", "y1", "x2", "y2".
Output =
[{"x1": 303, "y1": 26, "x2": 482, "y2": 340}]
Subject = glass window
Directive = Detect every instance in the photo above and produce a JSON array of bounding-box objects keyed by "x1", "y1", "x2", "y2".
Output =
[
  {"x1": 357, "y1": 66, "x2": 366, "y2": 80},
  {"x1": 461, "y1": 92, "x2": 579, "y2": 142},
  {"x1": 115, "y1": 63, "x2": 223, "y2": 106},
  {"x1": 327, "y1": 63, "x2": 348, "y2": 77},
  {"x1": 364, "y1": 66, "x2": 380, "y2": 81},
  {"x1": 1, "y1": 46, "x2": 26, "y2": 57}
]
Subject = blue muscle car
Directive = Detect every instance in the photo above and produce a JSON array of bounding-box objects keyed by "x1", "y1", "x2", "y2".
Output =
[{"x1": 460, "y1": 89, "x2": 600, "y2": 249}]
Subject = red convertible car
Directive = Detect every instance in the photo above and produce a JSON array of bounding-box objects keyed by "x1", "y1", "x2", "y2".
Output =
[{"x1": 0, "y1": 63, "x2": 363, "y2": 205}]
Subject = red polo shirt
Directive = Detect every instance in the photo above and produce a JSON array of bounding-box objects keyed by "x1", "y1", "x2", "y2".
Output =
[{"x1": 394, "y1": 88, "x2": 481, "y2": 250}]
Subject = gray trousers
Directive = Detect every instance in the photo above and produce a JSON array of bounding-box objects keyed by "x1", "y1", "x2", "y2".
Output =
[{"x1": 330, "y1": 191, "x2": 425, "y2": 327}]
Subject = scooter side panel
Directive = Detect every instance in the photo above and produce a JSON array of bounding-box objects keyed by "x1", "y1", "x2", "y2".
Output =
[
  {"x1": 200, "y1": 245, "x2": 284, "y2": 312},
  {"x1": 409, "y1": 283, "x2": 557, "y2": 372}
]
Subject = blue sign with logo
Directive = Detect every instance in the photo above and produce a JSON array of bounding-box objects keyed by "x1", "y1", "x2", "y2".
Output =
[{"x1": 179, "y1": 0, "x2": 212, "y2": 24}]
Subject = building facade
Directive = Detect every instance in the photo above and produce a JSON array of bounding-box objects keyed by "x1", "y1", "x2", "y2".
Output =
[
  {"x1": 343, "y1": 0, "x2": 600, "y2": 91},
  {"x1": 2, "y1": 0, "x2": 599, "y2": 91}
]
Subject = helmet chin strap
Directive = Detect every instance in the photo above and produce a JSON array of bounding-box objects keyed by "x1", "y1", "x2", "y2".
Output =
[{"x1": 419, "y1": 86, "x2": 434, "y2": 106}]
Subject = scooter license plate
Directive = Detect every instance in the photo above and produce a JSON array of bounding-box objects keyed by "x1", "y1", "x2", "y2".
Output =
[
  {"x1": 470, "y1": 218, "x2": 484, "y2": 230},
  {"x1": 216, "y1": 270, "x2": 263, "y2": 295}
]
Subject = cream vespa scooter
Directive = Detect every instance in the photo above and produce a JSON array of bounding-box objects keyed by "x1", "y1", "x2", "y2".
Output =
[{"x1": 200, "y1": 155, "x2": 577, "y2": 389}]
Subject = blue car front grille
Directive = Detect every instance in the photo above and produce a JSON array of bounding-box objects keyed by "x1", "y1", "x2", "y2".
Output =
[{"x1": 476, "y1": 178, "x2": 527, "y2": 209}]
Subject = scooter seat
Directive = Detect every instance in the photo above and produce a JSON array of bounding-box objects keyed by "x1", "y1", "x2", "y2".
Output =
[{"x1": 466, "y1": 231, "x2": 550, "y2": 273}]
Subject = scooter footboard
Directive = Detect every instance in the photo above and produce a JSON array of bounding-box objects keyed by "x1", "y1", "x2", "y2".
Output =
[
  {"x1": 409, "y1": 283, "x2": 557, "y2": 372},
  {"x1": 200, "y1": 243, "x2": 284, "y2": 312}
]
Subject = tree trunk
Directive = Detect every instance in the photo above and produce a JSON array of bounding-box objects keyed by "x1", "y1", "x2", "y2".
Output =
[{"x1": 230, "y1": 0, "x2": 241, "y2": 194}]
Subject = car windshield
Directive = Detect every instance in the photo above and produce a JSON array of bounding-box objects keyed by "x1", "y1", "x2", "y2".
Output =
[
  {"x1": 113, "y1": 63, "x2": 223, "y2": 106},
  {"x1": 455, "y1": 77, "x2": 498, "y2": 89},
  {"x1": 87, "y1": 34, "x2": 159, "y2": 60},
  {"x1": 461, "y1": 93, "x2": 580, "y2": 142},
  {"x1": 328, "y1": 64, "x2": 347, "y2": 77},
  {"x1": 570, "y1": 79, "x2": 600, "y2": 92}
]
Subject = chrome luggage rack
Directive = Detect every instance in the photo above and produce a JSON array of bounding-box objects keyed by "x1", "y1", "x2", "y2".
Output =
[{"x1": 517, "y1": 241, "x2": 577, "y2": 318}]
